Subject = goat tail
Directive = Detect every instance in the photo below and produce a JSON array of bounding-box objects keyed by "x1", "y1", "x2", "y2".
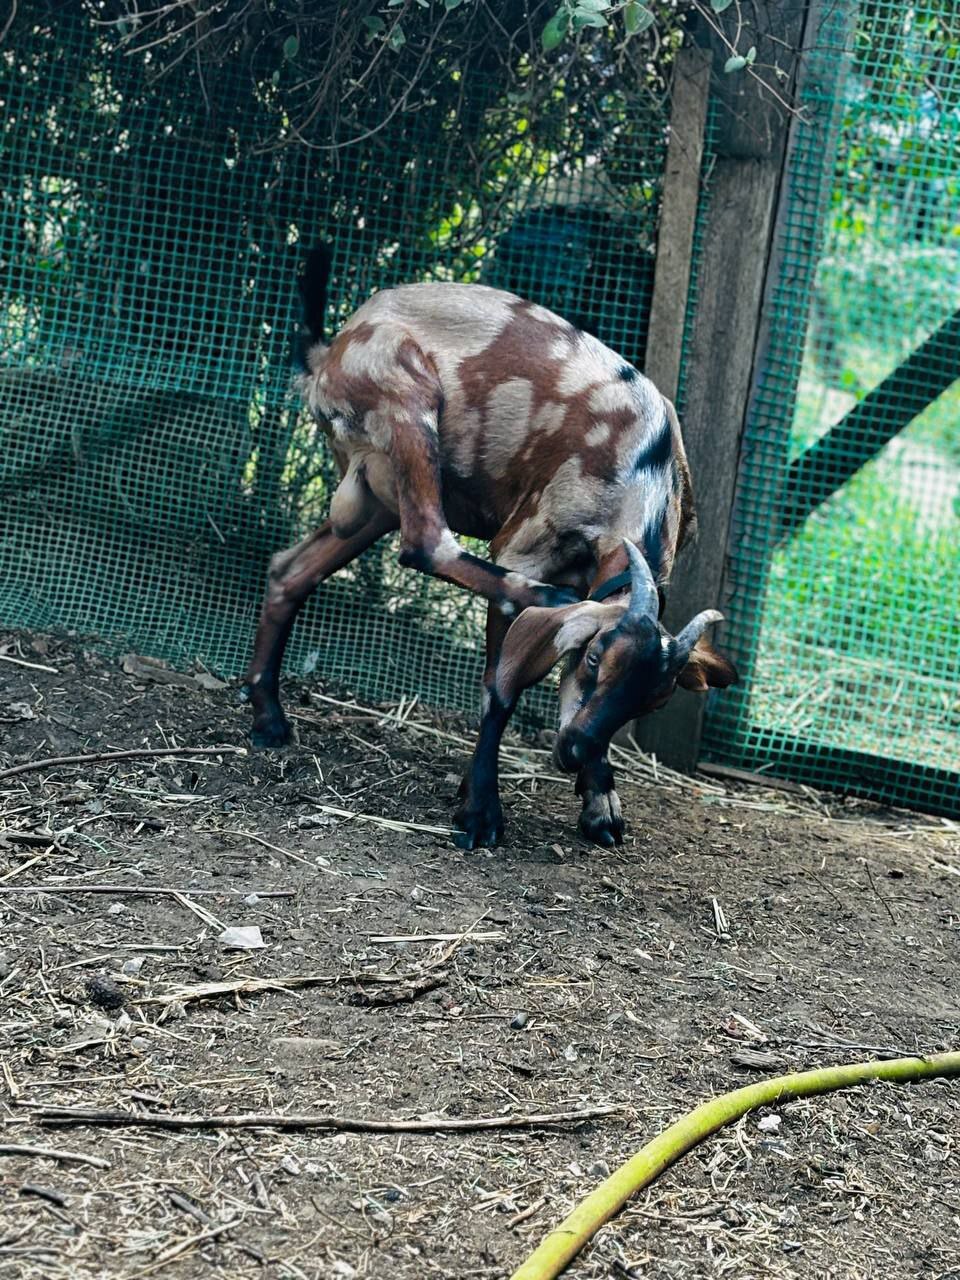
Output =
[{"x1": 293, "y1": 244, "x2": 333, "y2": 369}]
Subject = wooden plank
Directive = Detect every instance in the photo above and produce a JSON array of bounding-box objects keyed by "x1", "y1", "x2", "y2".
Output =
[
  {"x1": 644, "y1": 46, "x2": 711, "y2": 403},
  {"x1": 635, "y1": 1, "x2": 812, "y2": 772},
  {"x1": 780, "y1": 307, "x2": 960, "y2": 534}
]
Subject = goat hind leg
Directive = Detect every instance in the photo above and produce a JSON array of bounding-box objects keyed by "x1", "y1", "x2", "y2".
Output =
[
  {"x1": 243, "y1": 509, "x2": 396, "y2": 747},
  {"x1": 454, "y1": 604, "x2": 513, "y2": 850}
]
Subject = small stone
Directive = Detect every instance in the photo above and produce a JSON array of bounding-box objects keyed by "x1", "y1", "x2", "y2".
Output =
[
  {"x1": 279, "y1": 1154, "x2": 302, "y2": 1176},
  {"x1": 588, "y1": 1160, "x2": 610, "y2": 1178},
  {"x1": 331, "y1": 1263, "x2": 356, "y2": 1278},
  {"x1": 130, "y1": 1036, "x2": 152, "y2": 1053},
  {"x1": 563, "y1": 1043, "x2": 579, "y2": 1062},
  {"x1": 85, "y1": 974, "x2": 124, "y2": 1010},
  {"x1": 757, "y1": 1113, "x2": 782, "y2": 1134},
  {"x1": 107, "y1": 902, "x2": 124, "y2": 916},
  {"x1": 0, "y1": 952, "x2": 10, "y2": 980},
  {"x1": 298, "y1": 813, "x2": 338, "y2": 829},
  {"x1": 243, "y1": 893, "x2": 260, "y2": 906},
  {"x1": 121, "y1": 957, "x2": 144, "y2": 976},
  {"x1": 510, "y1": 1012, "x2": 529, "y2": 1030}
]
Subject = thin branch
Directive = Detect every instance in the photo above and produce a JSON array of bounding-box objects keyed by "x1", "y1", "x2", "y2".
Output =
[
  {"x1": 0, "y1": 745, "x2": 246, "y2": 783},
  {"x1": 0, "y1": 1143, "x2": 111, "y2": 1169},
  {"x1": 30, "y1": 1103, "x2": 621, "y2": 1134}
]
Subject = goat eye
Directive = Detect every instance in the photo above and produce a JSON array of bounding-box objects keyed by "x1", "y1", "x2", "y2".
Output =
[{"x1": 585, "y1": 648, "x2": 600, "y2": 671}]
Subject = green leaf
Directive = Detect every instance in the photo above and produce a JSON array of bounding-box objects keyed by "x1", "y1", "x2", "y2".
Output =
[
  {"x1": 362, "y1": 15, "x2": 386, "y2": 32},
  {"x1": 724, "y1": 53, "x2": 747, "y2": 73},
  {"x1": 572, "y1": 9, "x2": 608, "y2": 29},
  {"x1": 541, "y1": 9, "x2": 569, "y2": 51},
  {"x1": 388, "y1": 23, "x2": 406, "y2": 50},
  {"x1": 711, "y1": 0, "x2": 734, "y2": 11},
  {"x1": 624, "y1": 2, "x2": 654, "y2": 33},
  {"x1": 282, "y1": 34, "x2": 299, "y2": 61},
  {"x1": 576, "y1": 0, "x2": 609, "y2": 10},
  {"x1": 445, "y1": 0, "x2": 465, "y2": 8},
  {"x1": 745, "y1": 44, "x2": 757, "y2": 64}
]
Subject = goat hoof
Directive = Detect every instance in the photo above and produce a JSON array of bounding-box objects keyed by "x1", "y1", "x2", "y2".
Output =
[
  {"x1": 250, "y1": 716, "x2": 293, "y2": 749},
  {"x1": 578, "y1": 793, "x2": 625, "y2": 847},
  {"x1": 453, "y1": 802, "x2": 504, "y2": 851}
]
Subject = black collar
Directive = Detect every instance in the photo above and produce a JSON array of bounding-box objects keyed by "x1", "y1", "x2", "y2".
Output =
[{"x1": 588, "y1": 570, "x2": 633, "y2": 603}]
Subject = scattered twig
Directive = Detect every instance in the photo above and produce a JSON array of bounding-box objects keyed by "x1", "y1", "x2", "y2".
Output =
[
  {"x1": 135, "y1": 968, "x2": 450, "y2": 1009},
  {"x1": 0, "y1": 1143, "x2": 111, "y2": 1169},
  {"x1": 348, "y1": 972, "x2": 447, "y2": 1007},
  {"x1": 167, "y1": 1189, "x2": 265, "y2": 1263},
  {"x1": 0, "y1": 745, "x2": 246, "y2": 782},
  {"x1": 369, "y1": 931, "x2": 506, "y2": 945},
  {"x1": 303, "y1": 800, "x2": 450, "y2": 836},
  {"x1": 31, "y1": 1103, "x2": 621, "y2": 1134},
  {"x1": 0, "y1": 652, "x2": 58, "y2": 673},
  {"x1": 0, "y1": 885, "x2": 294, "y2": 899},
  {"x1": 19, "y1": 1184, "x2": 70, "y2": 1208}
]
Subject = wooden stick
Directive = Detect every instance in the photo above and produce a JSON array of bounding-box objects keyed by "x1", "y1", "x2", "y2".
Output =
[
  {"x1": 32, "y1": 1103, "x2": 620, "y2": 1134},
  {"x1": 135, "y1": 969, "x2": 448, "y2": 1008},
  {"x1": 0, "y1": 653, "x2": 59, "y2": 673},
  {"x1": 0, "y1": 745, "x2": 246, "y2": 782},
  {"x1": 0, "y1": 885, "x2": 294, "y2": 899},
  {"x1": 0, "y1": 1142, "x2": 111, "y2": 1169}
]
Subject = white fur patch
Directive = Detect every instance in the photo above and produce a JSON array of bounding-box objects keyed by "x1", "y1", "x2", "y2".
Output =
[
  {"x1": 434, "y1": 528, "x2": 461, "y2": 566},
  {"x1": 585, "y1": 422, "x2": 611, "y2": 447},
  {"x1": 590, "y1": 382, "x2": 636, "y2": 416},
  {"x1": 483, "y1": 378, "x2": 535, "y2": 478},
  {"x1": 550, "y1": 334, "x2": 575, "y2": 363},
  {"x1": 555, "y1": 352, "x2": 600, "y2": 398},
  {"x1": 444, "y1": 407, "x2": 482, "y2": 477},
  {"x1": 504, "y1": 570, "x2": 530, "y2": 593},
  {"x1": 351, "y1": 283, "x2": 515, "y2": 361},
  {"x1": 532, "y1": 400, "x2": 567, "y2": 435},
  {"x1": 524, "y1": 301, "x2": 567, "y2": 328}
]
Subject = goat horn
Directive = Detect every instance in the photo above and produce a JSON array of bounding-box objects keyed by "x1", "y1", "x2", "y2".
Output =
[
  {"x1": 672, "y1": 609, "x2": 724, "y2": 665},
  {"x1": 623, "y1": 540, "x2": 659, "y2": 621}
]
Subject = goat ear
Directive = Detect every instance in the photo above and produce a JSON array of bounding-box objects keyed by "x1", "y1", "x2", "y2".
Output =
[
  {"x1": 493, "y1": 601, "x2": 618, "y2": 704},
  {"x1": 676, "y1": 638, "x2": 738, "y2": 693}
]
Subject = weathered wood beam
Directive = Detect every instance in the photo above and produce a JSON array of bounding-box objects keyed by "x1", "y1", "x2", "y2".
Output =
[
  {"x1": 780, "y1": 307, "x2": 960, "y2": 535},
  {"x1": 635, "y1": 1, "x2": 813, "y2": 772},
  {"x1": 644, "y1": 46, "x2": 712, "y2": 403}
]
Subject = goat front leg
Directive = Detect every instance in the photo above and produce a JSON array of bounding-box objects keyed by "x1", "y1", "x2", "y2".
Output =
[
  {"x1": 454, "y1": 605, "x2": 513, "y2": 850},
  {"x1": 243, "y1": 508, "x2": 397, "y2": 747},
  {"x1": 575, "y1": 754, "x2": 624, "y2": 847}
]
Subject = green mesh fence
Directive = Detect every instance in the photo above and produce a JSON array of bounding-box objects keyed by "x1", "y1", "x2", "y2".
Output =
[
  {"x1": 3, "y1": 7, "x2": 957, "y2": 817},
  {"x1": 0, "y1": 10, "x2": 667, "y2": 725},
  {"x1": 702, "y1": 1, "x2": 960, "y2": 815}
]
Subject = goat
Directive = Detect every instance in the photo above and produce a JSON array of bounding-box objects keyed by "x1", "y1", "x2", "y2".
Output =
[{"x1": 242, "y1": 247, "x2": 737, "y2": 849}]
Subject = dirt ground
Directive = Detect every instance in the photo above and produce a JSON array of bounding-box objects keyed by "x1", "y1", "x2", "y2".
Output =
[{"x1": 1, "y1": 629, "x2": 958, "y2": 1280}]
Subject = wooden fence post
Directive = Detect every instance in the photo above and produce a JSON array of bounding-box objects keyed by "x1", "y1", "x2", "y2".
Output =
[{"x1": 635, "y1": 1, "x2": 819, "y2": 772}]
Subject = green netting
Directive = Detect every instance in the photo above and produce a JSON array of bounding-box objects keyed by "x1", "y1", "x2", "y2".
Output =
[
  {"x1": 3, "y1": 6, "x2": 956, "y2": 816},
  {"x1": 0, "y1": 9, "x2": 668, "y2": 726},
  {"x1": 702, "y1": 1, "x2": 960, "y2": 814}
]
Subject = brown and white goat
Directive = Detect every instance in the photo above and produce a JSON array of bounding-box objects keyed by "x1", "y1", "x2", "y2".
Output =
[{"x1": 242, "y1": 248, "x2": 737, "y2": 848}]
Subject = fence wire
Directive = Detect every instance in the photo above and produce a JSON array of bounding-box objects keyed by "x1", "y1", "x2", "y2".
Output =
[{"x1": 702, "y1": 0, "x2": 960, "y2": 814}]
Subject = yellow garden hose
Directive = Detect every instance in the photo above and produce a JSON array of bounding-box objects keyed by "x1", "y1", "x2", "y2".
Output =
[{"x1": 511, "y1": 1051, "x2": 960, "y2": 1280}]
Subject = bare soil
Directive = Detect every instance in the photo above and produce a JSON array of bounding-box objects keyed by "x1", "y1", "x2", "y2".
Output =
[{"x1": 1, "y1": 630, "x2": 958, "y2": 1280}]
